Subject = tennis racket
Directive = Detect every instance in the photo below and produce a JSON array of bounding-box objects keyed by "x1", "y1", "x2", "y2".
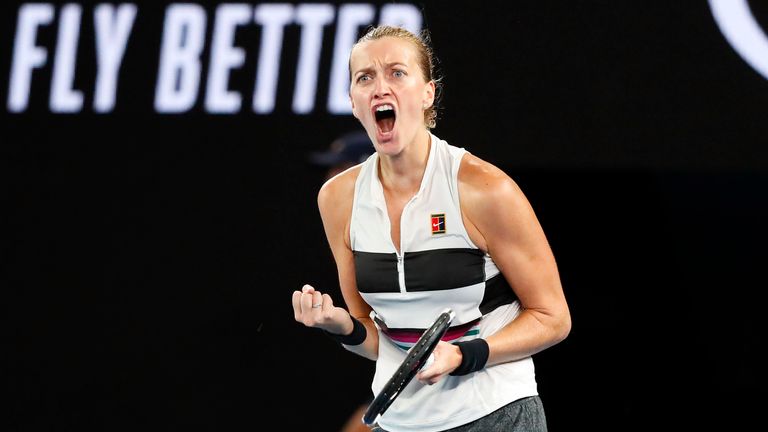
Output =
[{"x1": 362, "y1": 308, "x2": 456, "y2": 426}]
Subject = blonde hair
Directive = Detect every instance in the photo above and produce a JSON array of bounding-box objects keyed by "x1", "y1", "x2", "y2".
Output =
[{"x1": 350, "y1": 25, "x2": 443, "y2": 129}]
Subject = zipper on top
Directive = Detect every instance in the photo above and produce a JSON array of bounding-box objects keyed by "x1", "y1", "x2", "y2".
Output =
[{"x1": 394, "y1": 195, "x2": 417, "y2": 293}]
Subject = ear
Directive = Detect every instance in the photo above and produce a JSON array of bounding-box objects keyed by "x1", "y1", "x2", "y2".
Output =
[{"x1": 422, "y1": 80, "x2": 436, "y2": 109}]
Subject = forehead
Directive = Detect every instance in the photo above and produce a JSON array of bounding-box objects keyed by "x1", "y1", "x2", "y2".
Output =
[{"x1": 349, "y1": 36, "x2": 419, "y2": 71}]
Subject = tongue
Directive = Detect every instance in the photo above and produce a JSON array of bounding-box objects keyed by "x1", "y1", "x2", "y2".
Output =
[{"x1": 379, "y1": 117, "x2": 395, "y2": 133}]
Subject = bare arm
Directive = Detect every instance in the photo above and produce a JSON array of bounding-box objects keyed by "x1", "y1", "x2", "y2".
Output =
[
  {"x1": 417, "y1": 154, "x2": 570, "y2": 385},
  {"x1": 460, "y1": 154, "x2": 571, "y2": 365},
  {"x1": 292, "y1": 167, "x2": 379, "y2": 360}
]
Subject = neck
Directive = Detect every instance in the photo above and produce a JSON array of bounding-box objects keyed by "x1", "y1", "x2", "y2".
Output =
[{"x1": 378, "y1": 129, "x2": 431, "y2": 195}]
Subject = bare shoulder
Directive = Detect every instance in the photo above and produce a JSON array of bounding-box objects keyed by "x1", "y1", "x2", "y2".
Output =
[
  {"x1": 317, "y1": 163, "x2": 361, "y2": 222},
  {"x1": 458, "y1": 153, "x2": 543, "y2": 257},
  {"x1": 458, "y1": 152, "x2": 524, "y2": 208}
]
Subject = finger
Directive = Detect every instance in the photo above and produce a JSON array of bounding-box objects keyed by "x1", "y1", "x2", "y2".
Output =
[
  {"x1": 300, "y1": 290, "x2": 314, "y2": 314},
  {"x1": 292, "y1": 291, "x2": 303, "y2": 320},
  {"x1": 302, "y1": 284, "x2": 315, "y2": 294},
  {"x1": 417, "y1": 365, "x2": 436, "y2": 384},
  {"x1": 321, "y1": 293, "x2": 334, "y2": 313},
  {"x1": 417, "y1": 350, "x2": 446, "y2": 384},
  {"x1": 418, "y1": 368, "x2": 443, "y2": 386},
  {"x1": 416, "y1": 370, "x2": 433, "y2": 385},
  {"x1": 311, "y1": 291, "x2": 323, "y2": 312}
]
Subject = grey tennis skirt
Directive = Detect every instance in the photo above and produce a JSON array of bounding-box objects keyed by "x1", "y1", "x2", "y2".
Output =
[{"x1": 371, "y1": 395, "x2": 547, "y2": 432}]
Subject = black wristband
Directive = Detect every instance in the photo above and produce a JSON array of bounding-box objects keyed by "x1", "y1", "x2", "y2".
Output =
[
  {"x1": 449, "y1": 338, "x2": 490, "y2": 376},
  {"x1": 323, "y1": 316, "x2": 367, "y2": 346}
]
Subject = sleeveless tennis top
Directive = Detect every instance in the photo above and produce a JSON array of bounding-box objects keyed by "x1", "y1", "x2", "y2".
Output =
[{"x1": 350, "y1": 133, "x2": 539, "y2": 431}]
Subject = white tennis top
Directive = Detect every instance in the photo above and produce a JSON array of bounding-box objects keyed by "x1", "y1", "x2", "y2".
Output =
[{"x1": 350, "y1": 133, "x2": 538, "y2": 431}]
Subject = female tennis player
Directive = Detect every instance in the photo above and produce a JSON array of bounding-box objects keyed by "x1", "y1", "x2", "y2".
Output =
[{"x1": 292, "y1": 25, "x2": 571, "y2": 432}]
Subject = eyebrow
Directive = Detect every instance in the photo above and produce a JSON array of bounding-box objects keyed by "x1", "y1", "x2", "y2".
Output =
[{"x1": 353, "y1": 62, "x2": 409, "y2": 76}]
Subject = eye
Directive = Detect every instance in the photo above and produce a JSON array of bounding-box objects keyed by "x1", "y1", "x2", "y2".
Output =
[
  {"x1": 357, "y1": 74, "x2": 372, "y2": 83},
  {"x1": 393, "y1": 70, "x2": 406, "y2": 78}
]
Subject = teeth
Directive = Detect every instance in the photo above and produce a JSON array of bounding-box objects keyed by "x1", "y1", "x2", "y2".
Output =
[{"x1": 376, "y1": 104, "x2": 394, "y2": 112}]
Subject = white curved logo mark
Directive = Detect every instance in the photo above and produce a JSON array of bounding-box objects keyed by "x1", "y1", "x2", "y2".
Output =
[{"x1": 709, "y1": 0, "x2": 768, "y2": 80}]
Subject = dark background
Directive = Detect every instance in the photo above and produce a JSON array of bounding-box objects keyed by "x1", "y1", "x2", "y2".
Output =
[{"x1": 3, "y1": 1, "x2": 766, "y2": 431}]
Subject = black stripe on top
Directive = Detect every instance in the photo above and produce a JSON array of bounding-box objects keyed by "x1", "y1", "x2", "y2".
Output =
[
  {"x1": 354, "y1": 248, "x2": 486, "y2": 294},
  {"x1": 480, "y1": 273, "x2": 518, "y2": 314},
  {"x1": 354, "y1": 251, "x2": 399, "y2": 293},
  {"x1": 354, "y1": 249, "x2": 518, "y2": 313},
  {"x1": 404, "y1": 248, "x2": 485, "y2": 292}
]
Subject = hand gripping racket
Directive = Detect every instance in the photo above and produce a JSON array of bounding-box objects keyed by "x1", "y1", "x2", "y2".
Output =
[{"x1": 362, "y1": 308, "x2": 456, "y2": 426}]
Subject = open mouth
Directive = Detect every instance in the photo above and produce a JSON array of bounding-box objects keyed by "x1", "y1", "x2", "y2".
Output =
[{"x1": 374, "y1": 104, "x2": 396, "y2": 134}]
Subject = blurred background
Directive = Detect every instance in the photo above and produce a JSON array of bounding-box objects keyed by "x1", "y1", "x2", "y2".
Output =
[{"x1": 3, "y1": 1, "x2": 766, "y2": 431}]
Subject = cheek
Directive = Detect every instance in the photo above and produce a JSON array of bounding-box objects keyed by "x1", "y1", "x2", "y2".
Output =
[
  {"x1": 350, "y1": 94, "x2": 366, "y2": 119},
  {"x1": 352, "y1": 104, "x2": 366, "y2": 121},
  {"x1": 406, "y1": 85, "x2": 428, "y2": 110},
  {"x1": 403, "y1": 96, "x2": 424, "y2": 119}
]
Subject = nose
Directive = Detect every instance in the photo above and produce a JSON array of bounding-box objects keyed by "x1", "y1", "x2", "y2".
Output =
[{"x1": 373, "y1": 77, "x2": 391, "y2": 98}]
